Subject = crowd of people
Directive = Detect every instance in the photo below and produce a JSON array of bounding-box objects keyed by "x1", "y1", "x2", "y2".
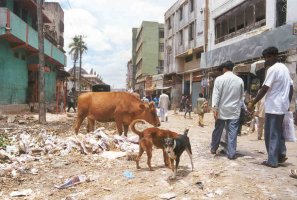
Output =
[{"x1": 210, "y1": 47, "x2": 293, "y2": 168}]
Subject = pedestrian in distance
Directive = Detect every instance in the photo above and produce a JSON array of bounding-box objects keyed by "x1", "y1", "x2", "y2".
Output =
[
  {"x1": 210, "y1": 61, "x2": 244, "y2": 160},
  {"x1": 247, "y1": 46, "x2": 293, "y2": 168},
  {"x1": 197, "y1": 93, "x2": 208, "y2": 127},
  {"x1": 67, "y1": 87, "x2": 77, "y2": 112},
  {"x1": 159, "y1": 92, "x2": 170, "y2": 122},
  {"x1": 184, "y1": 95, "x2": 192, "y2": 119}
]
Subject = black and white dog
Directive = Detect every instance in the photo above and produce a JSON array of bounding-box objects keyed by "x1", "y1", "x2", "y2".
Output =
[{"x1": 163, "y1": 128, "x2": 194, "y2": 179}]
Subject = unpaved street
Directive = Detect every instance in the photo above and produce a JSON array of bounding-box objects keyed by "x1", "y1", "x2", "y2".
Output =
[{"x1": 1, "y1": 111, "x2": 297, "y2": 200}]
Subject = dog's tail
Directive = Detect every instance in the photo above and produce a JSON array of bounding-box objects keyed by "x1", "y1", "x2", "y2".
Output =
[
  {"x1": 184, "y1": 128, "x2": 189, "y2": 136},
  {"x1": 130, "y1": 119, "x2": 146, "y2": 137}
]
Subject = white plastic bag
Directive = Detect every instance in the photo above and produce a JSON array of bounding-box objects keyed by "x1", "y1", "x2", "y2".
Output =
[{"x1": 282, "y1": 112, "x2": 296, "y2": 142}]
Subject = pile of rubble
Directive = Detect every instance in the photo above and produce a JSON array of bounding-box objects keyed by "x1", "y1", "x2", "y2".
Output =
[{"x1": 0, "y1": 126, "x2": 139, "y2": 178}]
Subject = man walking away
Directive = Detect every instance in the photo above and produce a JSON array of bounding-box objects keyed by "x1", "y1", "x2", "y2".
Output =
[
  {"x1": 210, "y1": 61, "x2": 244, "y2": 160},
  {"x1": 248, "y1": 47, "x2": 293, "y2": 168}
]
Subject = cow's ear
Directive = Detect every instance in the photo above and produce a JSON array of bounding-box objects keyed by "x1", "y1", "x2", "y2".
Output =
[{"x1": 139, "y1": 104, "x2": 146, "y2": 110}]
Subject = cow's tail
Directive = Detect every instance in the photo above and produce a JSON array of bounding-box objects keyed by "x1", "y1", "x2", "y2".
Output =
[{"x1": 130, "y1": 119, "x2": 146, "y2": 137}]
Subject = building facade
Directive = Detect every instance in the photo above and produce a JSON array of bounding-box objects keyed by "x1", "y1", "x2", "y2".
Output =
[
  {"x1": 201, "y1": 0, "x2": 297, "y2": 105},
  {"x1": 43, "y1": 2, "x2": 64, "y2": 51},
  {"x1": 164, "y1": 0, "x2": 206, "y2": 108},
  {"x1": 163, "y1": 0, "x2": 297, "y2": 109},
  {"x1": 132, "y1": 21, "x2": 165, "y2": 98},
  {"x1": 0, "y1": 0, "x2": 66, "y2": 112}
]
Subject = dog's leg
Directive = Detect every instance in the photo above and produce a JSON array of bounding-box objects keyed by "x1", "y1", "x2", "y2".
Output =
[
  {"x1": 186, "y1": 148, "x2": 194, "y2": 171},
  {"x1": 172, "y1": 157, "x2": 180, "y2": 179},
  {"x1": 169, "y1": 158, "x2": 175, "y2": 179},
  {"x1": 147, "y1": 144, "x2": 153, "y2": 171},
  {"x1": 162, "y1": 149, "x2": 170, "y2": 168},
  {"x1": 136, "y1": 145, "x2": 144, "y2": 169}
]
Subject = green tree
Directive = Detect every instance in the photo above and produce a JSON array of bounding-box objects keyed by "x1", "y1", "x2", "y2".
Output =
[{"x1": 68, "y1": 35, "x2": 87, "y2": 92}]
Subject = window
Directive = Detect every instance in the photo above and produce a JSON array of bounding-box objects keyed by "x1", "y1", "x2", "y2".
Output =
[
  {"x1": 276, "y1": 0, "x2": 286, "y2": 27},
  {"x1": 228, "y1": 14, "x2": 236, "y2": 33},
  {"x1": 179, "y1": 30, "x2": 183, "y2": 45},
  {"x1": 14, "y1": 52, "x2": 19, "y2": 59},
  {"x1": 59, "y1": 21, "x2": 64, "y2": 32},
  {"x1": 179, "y1": 7, "x2": 183, "y2": 21},
  {"x1": 0, "y1": 0, "x2": 6, "y2": 7},
  {"x1": 22, "y1": 9, "x2": 28, "y2": 23},
  {"x1": 189, "y1": 23, "x2": 194, "y2": 41},
  {"x1": 185, "y1": 55, "x2": 193, "y2": 62},
  {"x1": 167, "y1": 17, "x2": 172, "y2": 30},
  {"x1": 159, "y1": 60, "x2": 164, "y2": 67},
  {"x1": 59, "y1": 36, "x2": 64, "y2": 47},
  {"x1": 13, "y1": 3, "x2": 20, "y2": 17},
  {"x1": 214, "y1": 0, "x2": 266, "y2": 43},
  {"x1": 245, "y1": 5, "x2": 254, "y2": 27},
  {"x1": 159, "y1": 43, "x2": 164, "y2": 52},
  {"x1": 222, "y1": 19, "x2": 228, "y2": 36},
  {"x1": 196, "y1": 52, "x2": 202, "y2": 59},
  {"x1": 255, "y1": 0, "x2": 265, "y2": 22},
  {"x1": 32, "y1": 17, "x2": 37, "y2": 30},
  {"x1": 236, "y1": 11, "x2": 244, "y2": 30},
  {"x1": 215, "y1": 22, "x2": 222, "y2": 38},
  {"x1": 190, "y1": 0, "x2": 194, "y2": 12},
  {"x1": 159, "y1": 30, "x2": 164, "y2": 38}
]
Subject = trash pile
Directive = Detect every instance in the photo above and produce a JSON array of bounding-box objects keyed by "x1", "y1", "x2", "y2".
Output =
[{"x1": 0, "y1": 127, "x2": 139, "y2": 178}]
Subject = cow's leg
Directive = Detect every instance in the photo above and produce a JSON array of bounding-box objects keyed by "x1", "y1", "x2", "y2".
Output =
[
  {"x1": 115, "y1": 116, "x2": 124, "y2": 135},
  {"x1": 87, "y1": 118, "x2": 95, "y2": 133},
  {"x1": 75, "y1": 117, "x2": 84, "y2": 134},
  {"x1": 123, "y1": 124, "x2": 129, "y2": 137},
  {"x1": 75, "y1": 111, "x2": 87, "y2": 134}
]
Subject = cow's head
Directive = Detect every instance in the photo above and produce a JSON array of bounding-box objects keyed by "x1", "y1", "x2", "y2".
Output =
[{"x1": 138, "y1": 102, "x2": 160, "y2": 127}]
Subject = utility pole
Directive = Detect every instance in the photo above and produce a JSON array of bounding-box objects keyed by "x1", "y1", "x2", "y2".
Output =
[
  {"x1": 37, "y1": 0, "x2": 46, "y2": 123},
  {"x1": 79, "y1": 35, "x2": 82, "y2": 93}
]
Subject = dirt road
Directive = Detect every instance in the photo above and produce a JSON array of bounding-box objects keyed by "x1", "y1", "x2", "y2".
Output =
[{"x1": 0, "y1": 111, "x2": 297, "y2": 199}]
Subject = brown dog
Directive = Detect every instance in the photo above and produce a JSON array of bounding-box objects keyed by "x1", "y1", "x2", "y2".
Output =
[{"x1": 130, "y1": 119, "x2": 179, "y2": 171}]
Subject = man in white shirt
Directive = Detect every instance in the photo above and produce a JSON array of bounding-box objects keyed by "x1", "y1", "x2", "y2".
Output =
[
  {"x1": 248, "y1": 47, "x2": 293, "y2": 168},
  {"x1": 210, "y1": 61, "x2": 244, "y2": 159},
  {"x1": 159, "y1": 92, "x2": 170, "y2": 122}
]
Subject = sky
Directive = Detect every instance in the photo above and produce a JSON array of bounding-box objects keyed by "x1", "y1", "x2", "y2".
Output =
[{"x1": 46, "y1": 0, "x2": 177, "y2": 89}]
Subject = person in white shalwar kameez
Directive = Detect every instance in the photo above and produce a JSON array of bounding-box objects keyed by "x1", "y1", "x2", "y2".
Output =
[{"x1": 159, "y1": 92, "x2": 170, "y2": 122}]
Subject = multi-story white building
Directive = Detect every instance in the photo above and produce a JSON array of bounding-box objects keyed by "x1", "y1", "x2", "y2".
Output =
[
  {"x1": 164, "y1": 0, "x2": 297, "y2": 108},
  {"x1": 164, "y1": 0, "x2": 206, "y2": 107},
  {"x1": 201, "y1": 0, "x2": 297, "y2": 104}
]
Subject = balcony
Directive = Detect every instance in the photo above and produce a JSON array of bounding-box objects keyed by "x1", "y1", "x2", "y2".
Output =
[{"x1": 0, "y1": 7, "x2": 66, "y2": 67}]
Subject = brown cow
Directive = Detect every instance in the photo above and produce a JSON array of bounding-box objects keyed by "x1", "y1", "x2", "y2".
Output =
[{"x1": 75, "y1": 92, "x2": 160, "y2": 136}]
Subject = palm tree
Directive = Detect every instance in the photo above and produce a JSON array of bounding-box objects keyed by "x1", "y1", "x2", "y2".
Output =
[{"x1": 68, "y1": 35, "x2": 88, "y2": 92}]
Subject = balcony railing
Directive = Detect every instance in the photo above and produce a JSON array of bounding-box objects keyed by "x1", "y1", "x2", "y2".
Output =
[{"x1": 0, "y1": 7, "x2": 66, "y2": 66}]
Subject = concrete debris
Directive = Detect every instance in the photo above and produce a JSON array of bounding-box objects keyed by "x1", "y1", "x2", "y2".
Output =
[
  {"x1": 10, "y1": 189, "x2": 33, "y2": 197},
  {"x1": 7, "y1": 115, "x2": 16, "y2": 123},
  {"x1": 159, "y1": 192, "x2": 177, "y2": 199},
  {"x1": 0, "y1": 126, "x2": 139, "y2": 178},
  {"x1": 55, "y1": 175, "x2": 87, "y2": 189}
]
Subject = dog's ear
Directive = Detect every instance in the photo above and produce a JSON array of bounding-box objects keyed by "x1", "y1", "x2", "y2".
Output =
[{"x1": 184, "y1": 128, "x2": 189, "y2": 135}]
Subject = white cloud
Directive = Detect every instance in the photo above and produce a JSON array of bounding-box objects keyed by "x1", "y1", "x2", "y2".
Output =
[{"x1": 50, "y1": 0, "x2": 177, "y2": 88}]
